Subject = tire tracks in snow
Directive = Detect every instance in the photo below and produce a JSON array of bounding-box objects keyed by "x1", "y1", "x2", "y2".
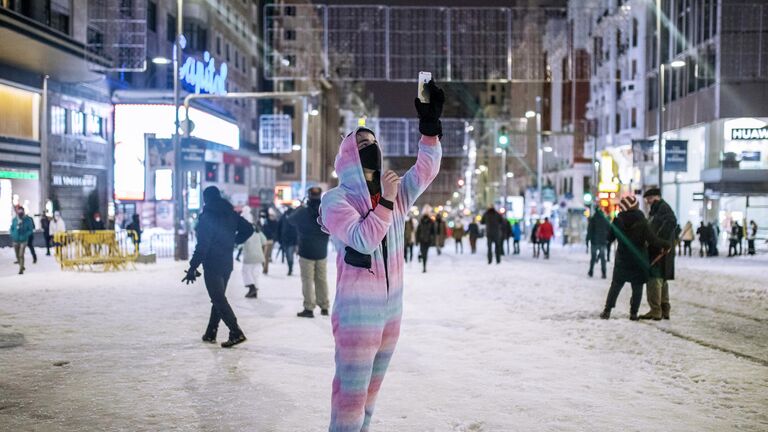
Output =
[{"x1": 675, "y1": 300, "x2": 766, "y2": 324}]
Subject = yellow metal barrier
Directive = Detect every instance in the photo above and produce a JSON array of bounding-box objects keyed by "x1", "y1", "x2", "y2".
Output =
[{"x1": 53, "y1": 230, "x2": 139, "y2": 271}]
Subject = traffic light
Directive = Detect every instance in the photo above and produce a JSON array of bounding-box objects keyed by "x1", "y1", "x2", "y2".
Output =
[{"x1": 498, "y1": 126, "x2": 509, "y2": 147}]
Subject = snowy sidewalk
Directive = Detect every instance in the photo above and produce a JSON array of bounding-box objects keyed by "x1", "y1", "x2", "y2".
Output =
[{"x1": 0, "y1": 244, "x2": 766, "y2": 431}]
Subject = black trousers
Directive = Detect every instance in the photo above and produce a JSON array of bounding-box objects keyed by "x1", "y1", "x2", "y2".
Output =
[
  {"x1": 487, "y1": 238, "x2": 502, "y2": 264},
  {"x1": 748, "y1": 239, "x2": 756, "y2": 255},
  {"x1": 26, "y1": 233, "x2": 37, "y2": 260},
  {"x1": 513, "y1": 240, "x2": 520, "y2": 254},
  {"x1": 605, "y1": 279, "x2": 644, "y2": 315},
  {"x1": 540, "y1": 240, "x2": 550, "y2": 258},
  {"x1": 589, "y1": 244, "x2": 606, "y2": 277},
  {"x1": 204, "y1": 271, "x2": 241, "y2": 338},
  {"x1": 683, "y1": 240, "x2": 692, "y2": 256},
  {"x1": 419, "y1": 243, "x2": 430, "y2": 271}
]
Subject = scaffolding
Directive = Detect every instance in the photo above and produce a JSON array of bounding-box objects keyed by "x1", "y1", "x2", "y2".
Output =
[
  {"x1": 264, "y1": 5, "x2": 578, "y2": 82},
  {"x1": 86, "y1": 0, "x2": 147, "y2": 72}
]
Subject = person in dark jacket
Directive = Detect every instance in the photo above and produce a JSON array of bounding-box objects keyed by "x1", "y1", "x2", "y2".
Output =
[
  {"x1": 481, "y1": 206, "x2": 504, "y2": 264},
  {"x1": 126, "y1": 214, "x2": 142, "y2": 247},
  {"x1": 706, "y1": 223, "x2": 719, "y2": 256},
  {"x1": 25, "y1": 214, "x2": 37, "y2": 264},
  {"x1": 416, "y1": 214, "x2": 436, "y2": 273},
  {"x1": 40, "y1": 213, "x2": 51, "y2": 256},
  {"x1": 639, "y1": 188, "x2": 677, "y2": 320},
  {"x1": 10, "y1": 206, "x2": 35, "y2": 274},
  {"x1": 530, "y1": 220, "x2": 541, "y2": 258},
  {"x1": 736, "y1": 221, "x2": 745, "y2": 255},
  {"x1": 277, "y1": 207, "x2": 299, "y2": 275},
  {"x1": 586, "y1": 207, "x2": 610, "y2": 278},
  {"x1": 289, "y1": 187, "x2": 331, "y2": 318},
  {"x1": 467, "y1": 219, "x2": 480, "y2": 254},
  {"x1": 88, "y1": 212, "x2": 105, "y2": 231},
  {"x1": 728, "y1": 223, "x2": 740, "y2": 257},
  {"x1": 600, "y1": 196, "x2": 671, "y2": 320},
  {"x1": 434, "y1": 213, "x2": 447, "y2": 255},
  {"x1": 696, "y1": 221, "x2": 708, "y2": 257},
  {"x1": 512, "y1": 221, "x2": 521, "y2": 254},
  {"x1": 747, "y1": 220, "x2": 758, "y2": 255},
  {"x1": 501, "y1": 218, "x2": 512, "y2": 255},
  {"x1": 404, "y1": 217, "x2": 416, "y2": 262},
  {"x1": 183, "y1": 186, "x2": 254, "y2": 348},
  {"x1": 261, "y1": 209, "x2": 279, "y2": 274}
]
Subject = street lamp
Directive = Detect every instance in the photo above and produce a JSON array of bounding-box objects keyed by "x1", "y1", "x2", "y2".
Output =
[
  {"x1": 670, "y1": 59, "x2": 686, "y2": 68},
  {"x1": 525, "y1": 110, "x2": 536, "y2": 119},
  {"x1": 152, "y1": 56, "x2": 171, "y2": 65}
]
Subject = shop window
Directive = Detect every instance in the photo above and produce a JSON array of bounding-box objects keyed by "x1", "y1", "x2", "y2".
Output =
[
  {"x1": 71, "y1": 112, "x2": 85, "y2": 136},
  {"x1": 147, "y1": 1, "x2": 157, "y2": 33},
  {"x1": 51, "y1": 106, "x2": 67, "y2": 135},
  {"x1": 205, "y1": 162, "x2": 218, "y2": 182},
  {"x1": 282, "y1": 161, "x2": 295, "y2": 175},
  {"x1": 234, "y1": 165, "x2": 245, "y2": 185}
]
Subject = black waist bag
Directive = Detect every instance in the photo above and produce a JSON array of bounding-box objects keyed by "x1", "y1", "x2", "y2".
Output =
[{"x1": 344, "y1": 246, "x2": 372, "y2": 269}]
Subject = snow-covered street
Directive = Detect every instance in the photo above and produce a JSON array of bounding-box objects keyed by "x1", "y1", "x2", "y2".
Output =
[{"x1": 1, "y1": 242, "x2": 766, "y2": 432}]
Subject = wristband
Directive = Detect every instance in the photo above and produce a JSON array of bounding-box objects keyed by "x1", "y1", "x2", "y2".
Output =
[{"x1": 379, "y1": 198, "x2": 394, "y2": 210}]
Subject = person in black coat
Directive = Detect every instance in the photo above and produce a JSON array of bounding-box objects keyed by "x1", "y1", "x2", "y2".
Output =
[
  {"x1": 600, "y1": 195, "x2": 671, "y2": 320},
  {"x1": 261, "y1": 210, "x2": 279, "y2": 274},
  {"x1": 586, "y1": 207, "x2": 610, "y2": 278},
  {"x1": 126, "y1": 214, "x2": 142, "y2": 247},
  {"x1": 183, "y1": 186, "x2": 254, "y2": 348},
  {"x1": 416, "y1": 215, "x2": 436, "y2": 273},
  {"x1": 640, "y1": 188, "x2": 678, "y2": 320},
  {"x1": 481, "y1": 206, "x2": 504, "y2": 264},
  {"x1": 289, "y1": 187, "x2": 331, "y2": 318},
  {"x1": 696, "y1": 221, "x2": 708, "y2": 257},
  {"x1": 277, "y1": 207, "x2": 299, "y2": 275}
]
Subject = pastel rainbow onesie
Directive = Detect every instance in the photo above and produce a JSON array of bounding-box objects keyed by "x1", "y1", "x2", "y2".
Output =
[{"x1": 320, "y1": 128, "x2": 441, "y2": 431}]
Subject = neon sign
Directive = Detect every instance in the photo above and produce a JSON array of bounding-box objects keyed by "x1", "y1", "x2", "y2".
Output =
[{"x1": 179, "y1": 50, "x2": 228, "y2": 95}]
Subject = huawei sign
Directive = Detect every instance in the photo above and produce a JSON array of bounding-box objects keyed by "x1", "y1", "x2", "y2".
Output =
[{"x1": 731, "y1": 126, "x2": 768, "y2": 140}]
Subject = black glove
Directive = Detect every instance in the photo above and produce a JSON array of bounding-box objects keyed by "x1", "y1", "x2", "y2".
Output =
[
  {"x1": 182, "y1": 268, "x2": 201, "y2": 285},
  {"x1": 414, "y1": 80, "x2": 445, "y2": 137}
]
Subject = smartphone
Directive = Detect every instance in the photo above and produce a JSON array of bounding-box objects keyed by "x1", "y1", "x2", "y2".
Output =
[{"x1": 417, "y1": 71, "x2": 432, "y2": 103}]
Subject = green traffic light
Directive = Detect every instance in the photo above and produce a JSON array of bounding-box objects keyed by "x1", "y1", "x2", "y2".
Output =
[{"x1": 498, "y1": 135, "x2": 509, "y2": 146}]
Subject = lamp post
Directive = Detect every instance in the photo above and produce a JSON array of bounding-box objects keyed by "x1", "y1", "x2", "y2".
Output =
[
  {"x1": 535, "y1": 96, "x2": 543, "y2": 217},
  {"x1": 173, "y1": 0, "x2": 185, "y2": 260}
]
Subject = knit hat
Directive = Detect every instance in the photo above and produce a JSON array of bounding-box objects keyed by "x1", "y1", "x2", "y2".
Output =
[{"x1": 619, "y1": 195, "x2": 639, "y2": 212}]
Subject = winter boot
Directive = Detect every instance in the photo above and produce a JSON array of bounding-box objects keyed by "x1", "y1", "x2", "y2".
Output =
[
  {"x1": 320, "y1": 309, "x2": 329, "y2": 316},
  {"x1": 629, "y1": 313, "x2": 639, "y2": 321},
  {"x1": 297, "y1": 309, "x2": 314, "y2": 318},
  {"x1": 639, "y1": 312, "x2": 662, "y2": 321},
  {"x1": 221, "y1": 333, "x2": 246, "y2": 348},
  {"x1": 245, "y1": 285, "x2": 258, "y2": 298},
  {"x1": 599, "y1": 308, "x2": 611, "y2": 320},
  {"x1": 662, "y1": 304, "x2": 671, "y2": 320},
  {"x1": 202, "y1": 331, "x2": 217, "y2": 344}
]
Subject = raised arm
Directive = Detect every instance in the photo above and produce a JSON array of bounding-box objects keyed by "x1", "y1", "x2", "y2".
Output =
[
  {"x1": 397, "y1": 136, "x2": 442, "y2": 211},
  {"x1": 321, "y1": 192, "x2": 393, "y2": 255}
]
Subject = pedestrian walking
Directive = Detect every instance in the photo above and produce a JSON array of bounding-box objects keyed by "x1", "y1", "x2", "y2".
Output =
[
  {"x1": 404, "y1": 216, "x2": 416, "y2": 262},
  {"x1": 40, "y1": 212, "x2": 52, "y2": 256},
  {"x1": 705, "y1": 222, "x2": 718, "y2": 256},
  {"x1": 531, "y1": 220, "x2": 541, "y2": 258},
  {"x1": 736, "y1": 221, "x2": 745, "y2": 255},
  {"x1": 182, "y1": 186, "x2": 254, "y2": 348},
  {"x1": 467, "y1": 219, "x2": 480, "y2": 254},
  {"x1": 126, "y1": 214, "x2": 142, "y2": 248},
  {"x1": 481, "y1": 206, "x2": 504, "y2": 264},
  {"x1": 289, "y1": 187, "x2": 331, "y2": 318},
  {"x1": 277, "y1": 207, "x2": 299, "y2": 275},
  {"x1": 416, "y1": 214, "x2": 436, "y2": 273},
  {"x1": 696, "y1": 221, "x2": 708, "y2": 257},
  {"x1": 639, "y1": 188, "x2": 678, "y2": 320},
  {"x1": 586, "y1": 207, "x2": 610, "y2": 279},
  {"x1": 261, "y1": 209, "x2": 279, "y2": 274},
  {"x1": 434, "y1": 213, "x2": 447, "y2": 255},
  {"x1": 512, "y1": 221, "x2": 521, "y2": 254},
  {"x1": 680, "y1": 221, "x2": 694, "y2": 256},
  {"x1": 10, "y1": 206, "x2": 34, "y2": 274},
  {"x1": 241, "y1": 222, "x2": 267, "y2": 299},
  {"x1": 537, "y1": 217, "x2": 554, "y2": 259},
  {"x1": 600, "y1": 195, "x2": 671, "y2": 320},
  {"x1": 728, "y1": 222, "x2": 741, "y2": 257},
  {"x1": 24, "y1": 214, "x2": 37, "y2": 264},
  {"x1": 501, "y1": 218, "x2": 512, "y2": 255},
  {"x1": 747, "y1": 220, "x2": 758, "y2": 255},
  {"x1": 319, "y1": 79, "x2": 442, "y2": 431},
  {"x1": 452, "y1": 218, "x2": 465, "y2": 254}
]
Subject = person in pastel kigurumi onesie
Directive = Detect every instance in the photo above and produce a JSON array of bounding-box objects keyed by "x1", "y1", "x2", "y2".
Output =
[{"x1": 321, "y1": 80, "x2": 444, "y2": 431}]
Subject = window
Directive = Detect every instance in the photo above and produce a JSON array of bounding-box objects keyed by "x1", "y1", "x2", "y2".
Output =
[
  {"x1": 235, "y1": 50, "x2": 239, "y2": 69},
  {"x1": 631, "y1": 108, "x2": 637, "y2": 128},
  {"x1": 87, "y1": 26, "x2": 105, "y2": 57},
  {"x1": 147, "y1": 1, "x2": 157, "y2": 33},
  {"x1": 583, "y1": 176, "x2": 591, "y2": 194},
  {"x1": 632, "y1": 18, "x2": 638, "y2": 47},
  {"x1": 224, "y1": 163, "x2": 230, "y2": 182},
  {"x1": 86, "y1": 114, "x2": 103, "y2": 137},
  {"x1": 183, "y1": 21, "x2": 208, "y2": 52},
  {"x1": 50, "y1": 0, "x2": 71, "y2": 34},
  {"x1": 51, "y1": 106, "x2": 67, "y2": 135},
  {"x1": 285, "y1": 29, "x2": 296, "y2": 40},
  {"x1": 166, "y1": 14, "x2": 176, "y2": 43},
  {"x1": 205, "y1": 162, "x2": 219, "y2": 182},
  {"x1": 226, "y1": 43, "x2": 230, "y2": 62},
  {"x1": 216, "y1": 35, "x2": 221, "y2": 55},
  {"x1": 631, "y1": 60, "x2": 637, "y2": 80},
  {"x1": 282, "y1": 161, "x2": 295, "y2": 175},
  {"x1": 71, "y1": 112, "x2": 85, "y2": 136},
  {"x1": 234, "y1": 165, "x2": 245, "y2": 185}
]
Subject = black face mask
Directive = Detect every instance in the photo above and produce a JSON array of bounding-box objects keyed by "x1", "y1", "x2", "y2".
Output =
[{"x1": 358, "y1": 144, "x2": 381, "y2": 196}]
